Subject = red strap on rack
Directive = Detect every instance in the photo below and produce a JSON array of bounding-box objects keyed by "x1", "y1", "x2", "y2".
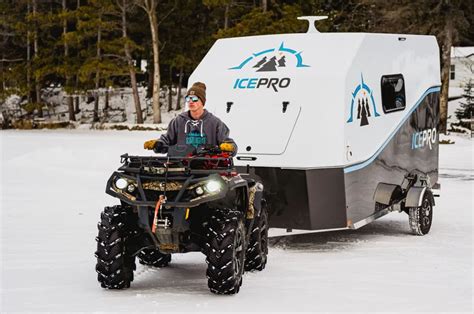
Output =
[{"x1": 152, "y1": 195, "x2": 166, "y2": 233}]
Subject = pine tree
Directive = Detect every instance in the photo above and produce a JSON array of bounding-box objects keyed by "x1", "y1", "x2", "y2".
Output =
[
  {"x1": 22, "y1": 0, "x2": 63, "y2": 118},
  {"x1": 0, "y1": 0, "x2": 27, "y2": 106},
  {"x1": 215, "y1": 4, "x2": 318, "y2": 39},
  {"x1": 76, "y1": 0, "x2": 128, "y2": 122},
  {"x1": 455, "y1": 80, "x2": 473, "y2": 130}
]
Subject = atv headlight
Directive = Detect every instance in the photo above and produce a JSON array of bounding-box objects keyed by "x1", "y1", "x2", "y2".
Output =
[
  {"x1": 195, "y1": 186, "x2": 204, "y2": 195},
  {"x1": 127, "y1": 184, "x2": 136, "y2": 193},
  {"x1": 205, "y1": 180, "x2": 222, "y2": 193},
  {"x1": 115, "y1": 178, "x2": 128, "y2": 189}
]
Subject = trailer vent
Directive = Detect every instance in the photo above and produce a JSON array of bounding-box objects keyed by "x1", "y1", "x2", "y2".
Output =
[{"x1": 297, "y1": 16, "x2": 328, "y2": 33}]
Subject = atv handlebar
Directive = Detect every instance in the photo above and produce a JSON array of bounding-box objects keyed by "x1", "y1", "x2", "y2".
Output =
[{"x1": 155, "y1": 143, "x2": 225, "y2": 158}]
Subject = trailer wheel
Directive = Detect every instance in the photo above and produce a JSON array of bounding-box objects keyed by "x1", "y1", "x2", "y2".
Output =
[
  {"x1": 205, "y1": 209, "x2": 246, "y2": 295},
  {"x1": 245, "y1": 202, "x2": 268, "y2": 271},
  {"x1": 409, "y1": 192, "x2": 434, "y2": 236},
  {"x1": 95, "y1": 205, "x2": 136, "y2": 289},
  {"x1": 138, "y1": 249, "x2": 171, "y2": 267}
]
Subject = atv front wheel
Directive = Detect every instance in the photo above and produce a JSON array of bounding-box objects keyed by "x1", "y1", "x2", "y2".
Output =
[
  {"x1": 409, "y1": 191, "x2": 434, "y2": 236},
  {"x1": 138, "y1": 249, "x2": 171, "y2": 267},
  {"x1": 206, "y1": 210, "x2": 246, "y2": 295},
  {"x1": 245, "y1": 202, "x2": 268, "y2": 271},
  {"x1": 95, "y1": 205, "x2": 136, "y2": 289}
]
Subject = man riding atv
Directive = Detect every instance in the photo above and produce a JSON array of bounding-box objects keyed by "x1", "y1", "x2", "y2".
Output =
[
  {"x1": 143, "y1": 82, "x2": 237, "y2": 155},
  {"x1": 95, "y1": 82, "x2": 268, "y2": 295}
]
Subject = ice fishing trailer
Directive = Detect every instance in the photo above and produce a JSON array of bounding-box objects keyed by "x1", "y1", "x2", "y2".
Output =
[{"x1": 188, "y1": 17, "x2": 441, "y2": 235}]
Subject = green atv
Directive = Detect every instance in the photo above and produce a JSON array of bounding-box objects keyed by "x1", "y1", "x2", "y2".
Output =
[{"x1": 95, "y1": 144, "x2": 268, "y2": 295}]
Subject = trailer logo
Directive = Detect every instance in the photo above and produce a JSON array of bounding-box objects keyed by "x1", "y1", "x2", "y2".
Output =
[
  {"x1": 412, "y1": 128, "x2": 437, "y2": 150},
  {"x1": 347, "y1": 74, "x2": 381, "y2": 126},
  {"x1": 229, "y1": 42, "x2": 310, "y2": 72},
  {"x1": 229, "y1": 42, "x2": 309, "y2": 92}
]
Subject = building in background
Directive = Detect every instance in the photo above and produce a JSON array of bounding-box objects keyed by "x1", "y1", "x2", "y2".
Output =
[{"x1": 449, "y1": 47, "x2": 474, "y2": 99}]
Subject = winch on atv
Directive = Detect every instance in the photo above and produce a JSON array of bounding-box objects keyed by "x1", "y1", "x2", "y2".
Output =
[{"x1": 95, "y1": 144, "x2": 268, "y2": 295}]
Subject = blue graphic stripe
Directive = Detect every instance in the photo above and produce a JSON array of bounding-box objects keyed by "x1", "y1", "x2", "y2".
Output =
[
  {"x1": 347, "y1": 85, "x2": 362, "y2": 122},
  {"x1": 295, "y1": 52, "x2": 310, "y2": 68},
  {"x1": 254, "y1": 48, "x2": 275, "y2": 57},
  {"x1": 229, "y1": 56, "x2": 254, "y2": 70},
  {"x1": 279, "y1": 43, "x2": 296, "y2": 54},
  {"x1": 344, "y1": 86, "x2": 441, "y2": 174}
]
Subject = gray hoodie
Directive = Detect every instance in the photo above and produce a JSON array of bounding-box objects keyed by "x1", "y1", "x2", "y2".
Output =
[{"x1": 159, "y1": 110, "x2": 235, "y2": 149}]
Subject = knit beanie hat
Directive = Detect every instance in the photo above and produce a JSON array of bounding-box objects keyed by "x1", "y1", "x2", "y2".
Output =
[{"x1": 186, "y1": 82, "x2": 206, "y2": 105}]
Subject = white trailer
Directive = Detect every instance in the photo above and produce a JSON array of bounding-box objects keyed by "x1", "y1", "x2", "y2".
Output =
[{"x1": 188, "y1": 17, "x2": 441, "y2": 235}]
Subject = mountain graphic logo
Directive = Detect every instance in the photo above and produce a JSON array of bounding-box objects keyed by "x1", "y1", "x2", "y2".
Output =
[
  {"x1": 346, "y1": 74, "x2": 381, "y2": 127},
  {"x1": 229, "y1": 42, "x2": 309, "y2": 72}
]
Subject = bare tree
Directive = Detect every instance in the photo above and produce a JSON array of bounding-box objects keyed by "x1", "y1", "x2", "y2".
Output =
[
  {"x1": 224, "y1": 1, "x2": 231, "y2": 30},
  {"x1": 63, "y1": 0, "x2": 75, "y2": 121},
  {"x1": 74, "y1": 0, "x2": 80, "y2": 114},
  {"x1": 167, "y1": 64, "x2": 173, "y2": 112},
  {"x1": 27, "y1": 0, "x2": 31, "y2": 104},
  {"x1": 176, "y1": 66, "x2": 183, "y2": 110},
  {"x1": 136, "y1": 0, "x2": 161, "y2": 123},
  {"x1": 117, "y1": 0, "x2": 143, "y2": 123},
  {"x1": 93, "y1": 12, "x2": 102, "y2": 123},
  {"x1": 136, "y1": 0, "x2": 176, "y2": 123},
  {"x1": 32, "y1": 0, "x2": 43, "y2": 117},
  {"x1": 439, "y1": 17, "x2": 453, "y2": 133}
]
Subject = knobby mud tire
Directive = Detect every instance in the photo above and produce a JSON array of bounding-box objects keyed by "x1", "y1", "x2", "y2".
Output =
[
  {"x1": 95, "y1": 205, "x2": 137, "y2": 289},
  {"x1": 138, "y1": 249, "x2": 171, "y2": 267},
  {"x1": 409, "y1": 192, "x2": 434, "y2": 236},
  {"x1": 245, "y1": 204, "x2": 269, "y2": 271},
  {"x1": 205, "y1": 209, "x2": 246, "y2": 295}
]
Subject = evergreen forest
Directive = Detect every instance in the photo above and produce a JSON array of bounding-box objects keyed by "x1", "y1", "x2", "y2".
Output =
[{"x1": 1, "y1": 0, "x2": 473, "y2": 131}]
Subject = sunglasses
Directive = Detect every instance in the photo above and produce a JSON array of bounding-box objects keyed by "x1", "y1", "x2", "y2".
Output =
[{"x1": 185, "y1": 95, "x2": 200, "y2": 103}]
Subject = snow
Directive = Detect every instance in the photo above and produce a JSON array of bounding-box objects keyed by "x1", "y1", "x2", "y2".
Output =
[
  {"x1": 449, "y1": 86, "x2": 464, "y2": 99},
  {"x1": 1, "y1": 130, "x2": 472, "y2": 312},
  {"x1": 1, "y1": 86, "x2": 186, "y2": 126},
  {"x1": 452, "y1": 46, "x2": 474, "y2": 58}
]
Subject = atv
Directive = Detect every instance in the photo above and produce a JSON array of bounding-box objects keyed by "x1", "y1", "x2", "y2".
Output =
[{"x1": 95, "y1": 144, "x2": 268, "y2": 295}]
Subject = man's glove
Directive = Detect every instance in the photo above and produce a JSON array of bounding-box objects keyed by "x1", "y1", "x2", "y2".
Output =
[
  {"x1": 144, "y1": 139, "x2": 158, "y2": 150},
  {"x1": 219, "y1": 139, "x2": 237, "y2": 156},
  {"x1": 144, "y1": 139, "x2": 167, "y2": 153}
]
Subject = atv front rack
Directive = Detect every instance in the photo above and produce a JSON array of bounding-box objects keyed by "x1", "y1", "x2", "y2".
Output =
[{"x1": 119, "y1": 153, "x2": 235, "y2": 176}]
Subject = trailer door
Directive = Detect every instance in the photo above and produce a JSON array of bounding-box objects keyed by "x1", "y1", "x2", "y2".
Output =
[{"x1": 216, "y1": 96, "x2": 301, "y2": 155}]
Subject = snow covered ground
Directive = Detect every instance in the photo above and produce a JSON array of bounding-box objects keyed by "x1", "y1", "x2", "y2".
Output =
[{"x1": 0, "y1": 130, "x2": 472, "y2": 312}]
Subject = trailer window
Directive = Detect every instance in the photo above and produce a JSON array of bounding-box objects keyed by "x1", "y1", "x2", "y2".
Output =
[{"x1": 381, "y1": 74, "x2": 406, "y2": 113}]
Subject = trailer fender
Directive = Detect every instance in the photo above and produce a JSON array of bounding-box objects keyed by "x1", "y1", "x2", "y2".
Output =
[
  {"x1": 373, "y1": 183, "x2": 403, "y2": 205},
  {"x1": 405, "y1": 187, "x2": 435, "y2": 207}
]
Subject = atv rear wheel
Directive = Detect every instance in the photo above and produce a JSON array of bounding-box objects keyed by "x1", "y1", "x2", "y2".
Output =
[
  {"x1": 206, "y1": 210, "x2": 246, "y2": 295},
  {"x1": 138, "y1": 249, "x2": 171, "y2": 267},
  {"x1": 245, "y1": 203, "x2": 268, "y2": 271},
  {"x1": 95, "y1": 205, "x2": 136, "y2": 289},
  {"x1": 409, "y1": 192, "x2": 434, "y2": 236}
]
